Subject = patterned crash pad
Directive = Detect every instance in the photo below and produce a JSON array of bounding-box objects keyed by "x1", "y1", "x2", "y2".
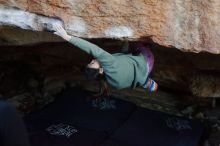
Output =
[
  {"x1": 101, "y1": 107, "x2": 204, "y2": 146},
  {"x1": 24, "y1": 88, "x2": 204, "y2": 146}
]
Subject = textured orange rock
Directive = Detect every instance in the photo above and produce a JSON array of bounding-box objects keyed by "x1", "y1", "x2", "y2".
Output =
[{"x1": 0, "y1": 0, "x2": 220, "y2": 53}]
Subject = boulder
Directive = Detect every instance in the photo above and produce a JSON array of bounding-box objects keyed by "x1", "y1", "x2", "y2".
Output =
[{"x1": 0, "y1": 0, "x2": 220, "y2": 53}]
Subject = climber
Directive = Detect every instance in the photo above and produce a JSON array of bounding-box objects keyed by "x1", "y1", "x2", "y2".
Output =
[{"x1": 53, "y1": 24, "x2": 158, "y2": 95}]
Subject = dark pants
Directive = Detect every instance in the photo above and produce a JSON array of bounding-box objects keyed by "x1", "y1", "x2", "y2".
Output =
[{"x1": 0, "y1": 101, "x2": 29, "y2": 146}]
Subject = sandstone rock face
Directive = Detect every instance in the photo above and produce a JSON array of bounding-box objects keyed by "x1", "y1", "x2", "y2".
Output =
[{"x1": 0, "y1": 0, "x2": 220, "y2": 54}]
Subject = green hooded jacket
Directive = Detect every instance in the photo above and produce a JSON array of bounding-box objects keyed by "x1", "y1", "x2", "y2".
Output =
[{"x1": 68, "y1": 36, "x2": 148, "y2": 89}]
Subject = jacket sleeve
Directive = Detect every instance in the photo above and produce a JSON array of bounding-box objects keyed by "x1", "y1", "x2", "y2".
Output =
[{"x1": 68, "y1": 36, "x2": 115, "y2": 67}]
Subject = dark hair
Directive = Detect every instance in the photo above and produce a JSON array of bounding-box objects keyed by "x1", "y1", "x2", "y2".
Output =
[{"x1": 85, "y1": 67, "x2": 100, "y2": 80}]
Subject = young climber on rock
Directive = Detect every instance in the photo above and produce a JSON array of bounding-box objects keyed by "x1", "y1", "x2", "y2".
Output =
[{"x1": 53, "y1": 24, "x2": 158, "y2": 95}]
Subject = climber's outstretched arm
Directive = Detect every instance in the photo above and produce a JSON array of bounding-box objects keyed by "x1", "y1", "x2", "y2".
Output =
[{"x1": 53, "y1": 24, "x2": 115, "y2": 66}]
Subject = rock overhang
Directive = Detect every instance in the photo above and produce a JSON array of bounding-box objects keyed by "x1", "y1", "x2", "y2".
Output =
[{"x1": 0, "y1": 0, "x2": 220, "y2": 54}]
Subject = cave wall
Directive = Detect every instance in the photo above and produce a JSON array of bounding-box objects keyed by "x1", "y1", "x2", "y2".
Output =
[
  {"x1": 0, "y1": 33, "x2": 220, "y2": 113},
  {"x1": 0, "y1": 0, "x2": 220, "y2": 53},
  {"x1": 1, "y1": 32, "x2": 220, "y2": 98},
  {"x1": 0, "y1": 1, "x2": 220, "y2": 113}
]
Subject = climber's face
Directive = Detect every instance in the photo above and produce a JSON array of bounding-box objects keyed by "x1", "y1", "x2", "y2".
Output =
[
  {"x1": 87, "y1": 59, "x2": 103, "y2": 74},
  {"x1": 87, "y1": 59, "x2": 100, "y2": 69}
]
